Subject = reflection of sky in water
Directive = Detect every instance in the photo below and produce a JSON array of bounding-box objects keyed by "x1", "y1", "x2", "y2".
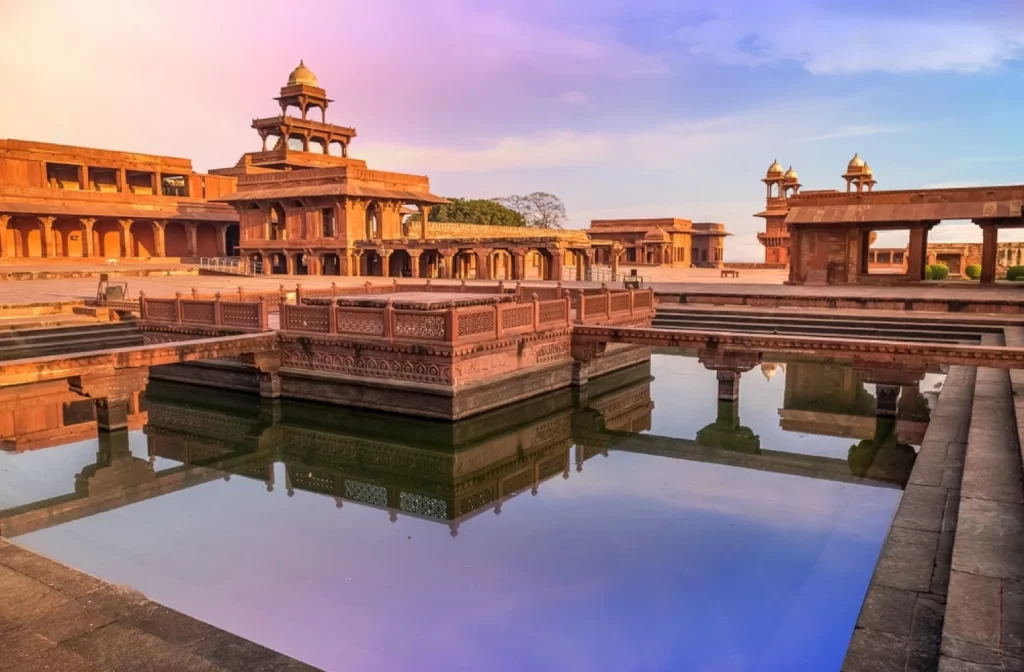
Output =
[{"x1": 5, "y1": 357, "x2": 904, "y2": 672}]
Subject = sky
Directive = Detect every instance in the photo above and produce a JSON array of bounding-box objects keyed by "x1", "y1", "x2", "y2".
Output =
[{"x1": 3, "y1": 0, "x2": 1024, "y2": 259}]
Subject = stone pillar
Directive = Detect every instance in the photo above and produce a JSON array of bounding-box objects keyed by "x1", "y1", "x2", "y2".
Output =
[
  {"x1": 285, "y1": 253, "x2": 296, "y2": 275},
  {"x1": 0, "y1": 214, "x2": 9, "y2": 258},
  {"x1": 980, "y1": 223, "x2": 998, "y2": 284},
  {"x1": 512, "y1": 251, "x2": 525, "y2": 280},
  {"x1": 570, "y1": 360, "x2": 590, "y2": 386},
  {"x1": 38, "y1": 216, "x2": 55, "y2": 257},
  {"x1": 95, "y1": 397, "x2": 130, "y2": 431},
  {"x1": 550, "y1": 250, "x2": 565, "y2": 281},
  {"x1": 474, "y1": 248, "x2": 490, "y2": 280},
  {"x1": 716, "y1": 370, "x2": 741, "y2": 402},
  {"x1": 118, "y1": 219, "x2": 133, "y2": 258},
  {"x1": 440, "y1": 250, "x2": 455, "y2": 279},
  {"x1": 80, "y1": 218, "x2": 96, "y2": 257},
  {"x1": 79, "y1": 165, "x2": 90, "y2": 190},
  {"x1": 216, "y1": 224, "x2": 228, "y2": 257},
  {"x1": 185, "y1": 222, "x2": 198, "y2": 257},
  {"x1": 261, "y1": 252, "x2": 271, "y2": 275},
  {"x1": 152, "y1": 220, "x2": 167, "y2": 257},
  {"x1": 380, "y1": 250, "x2": 393, "y2": 277},
  {"x1": 875, "y1": 384, "x2": 901, "y2": 417},
  {"x1": 419, "y1": 205, "x2": 430, "y2": 240},
  {"x1": 409, "y1": 250, "x2": 422, "y2": 279},
  {"x1": 351, "y1": 250, "x2": 362, "y2": 277},
  {"x1": 906, "y1": 225, "x2": 930, "y2": 281}
]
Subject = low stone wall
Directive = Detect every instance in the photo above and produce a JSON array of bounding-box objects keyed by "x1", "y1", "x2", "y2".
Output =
[{"x1": 658, "y1": 290, "x2": 1024, "y2": 314}]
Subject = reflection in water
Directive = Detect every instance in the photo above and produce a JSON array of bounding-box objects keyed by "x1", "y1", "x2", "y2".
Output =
[{"x1": 0, "y1": 354, "x2": 939, "y2": 672}]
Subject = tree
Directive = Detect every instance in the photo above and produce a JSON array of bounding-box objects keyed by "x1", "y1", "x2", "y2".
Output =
[
  {"x1": 494, "y1": 192, "x2": 567, "y2": 229},
  {"x1": 406, "y1": 198, "x2": 526, "y2": 227}
]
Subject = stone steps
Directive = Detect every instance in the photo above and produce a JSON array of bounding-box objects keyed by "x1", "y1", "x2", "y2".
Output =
[
  {"x1": 0, "y1": 323, "x2": 143, "y2": 362},
  {"x1": 653, "y1": 309, "x2": 988, "y2": 344}
]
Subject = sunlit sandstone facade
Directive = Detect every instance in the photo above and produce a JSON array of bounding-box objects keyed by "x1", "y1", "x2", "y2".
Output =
[
  {"x1": 586, "y1": 219, "x2": 730, "y2": 269},
  {"x1": 867, "y1": 242, "x2": 1024, "y2": 277},
  {"x1": 212, "y1": 63, "x2": 594, "y2": 281},
  {"x1": 756, "y1": 154, "x2": 1024, "y2": 285},
  {"x1": 0, "y1": 140, "x2": 238, "y2": 261}
]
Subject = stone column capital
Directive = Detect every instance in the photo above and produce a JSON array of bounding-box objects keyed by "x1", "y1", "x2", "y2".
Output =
[
  {"x1": 38, "y1": 215, "x2": 56, "y2": 227},
  {"x1": 80, "y1": 217, "x2": 97, "y2": 227},
  {"x1": 151, "y1": 219, "x2": 167, "y2": 230},
  {"x1": 0, "y1": 214, "x2": 10, "y2": 226},
  {"x1": 118, "y1": 218, "x2": 133, "y2": 229}
]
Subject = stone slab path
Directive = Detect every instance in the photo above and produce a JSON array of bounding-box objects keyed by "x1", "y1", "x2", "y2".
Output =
[{"x1": 0, "y1": 538, "x2": 319, "y2": 672}]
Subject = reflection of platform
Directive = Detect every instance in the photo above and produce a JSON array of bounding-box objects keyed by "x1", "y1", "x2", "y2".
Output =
[{"x1": 780, "y1": 409, "x2": 928, "y2": 445}]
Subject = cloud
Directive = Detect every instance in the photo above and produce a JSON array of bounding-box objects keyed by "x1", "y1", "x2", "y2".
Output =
[{"x1": 677, "y1": 2, "x2": 1024, "y2": 74}]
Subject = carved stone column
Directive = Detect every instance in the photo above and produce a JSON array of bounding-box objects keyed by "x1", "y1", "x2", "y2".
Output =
[
  {"x1": 408, "y1": 249, "x2": 423, "y2": 279},
  {"x1": 38, "y1": 216, "x2": 56, "y2": 257},
  {"x1": 0, "y1": 214, "x2": 9, "y2": 258},
  {"x1": 118, "y1": 218, "x2": 134, "y2": 257},
  {"x1": 439, "y1": 249, "x2": 455, "y2": 279},
  {"x1": 152, "y1": 220, "x2": 167, "y2": 257},
  {"x1": 474, "y1": 248, "x2": 490, "y2": 280},
  {"x1": 285, "y1": 253, "x2": 296, "y2": 275},
  {"x1": 379, "y1": 249, "x2": 393, "y2": 277},
  {"x1": 185, "y1": 222, "x2": 198, "y2": 257},
  {"x1": 979, "y1": 223, "x2": 999, "y2": 285},
  {"x1": 216, "y1": 223, "x2": 228, "y2": 257},
  {"x1": 418, "y1": 205, "x2": 431, "y2": 241},
  {"x1": 80, "y1": 218, "x2": 96, "y2": 258}
]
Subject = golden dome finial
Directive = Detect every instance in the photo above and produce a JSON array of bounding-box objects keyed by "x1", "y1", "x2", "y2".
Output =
[
  {"x1": 287, "y1": 60, "x2": 318, "y2": 87},
  {"x1": 766, "y1": 159, "x2": 784, "y2": 178},
  {"x1": 783, "y1": 166, "x2": 799, "y2": 183},
  {"x1": 848, "y1": 153, "x2": 865, "y2": 170}
]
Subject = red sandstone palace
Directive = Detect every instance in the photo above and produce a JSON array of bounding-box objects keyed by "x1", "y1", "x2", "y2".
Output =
[
  {"x1": 0, "y1": 62, "x2": 729, "y2": 279},
  {"x1": 756, "y1": 155, "x2": 1024, "y2": 284}
]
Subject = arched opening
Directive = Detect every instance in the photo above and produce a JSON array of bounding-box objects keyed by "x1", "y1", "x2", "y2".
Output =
[
  {"x1": 287, "y1": 134, "x2": 306, "y2": 151},
  {"x1": 328, "y1": 141, "x2": 344, "y2": 157},
  {"x1": 93, "y1": 221, "x2": 122, "y2": 258},
  {"x1": 525, "y1": 249, "x2": 553, "y2": 280},
  {"x1": 225, "y1": 224, "x2": 240, "y2": 256},
  {"x1": 266, "y1": 134, "x2": 282, "y2": 151},
  {"x1": 770, "y1": 183, "x2": 779, "y2": 198},
  {"x1": 321, "y1": 252, "x2": 340, "y2": 275},
  {"x1": 420, "y1": 250, "x2": 441, "y2": 278},
  {"x1": 294, "y1": 252, "x2": 308, "y2": 275},
  {"x1": 10, "y1": 218, "x2": 43, "y2": 258},
  {"x1": 306, "y1": 103, "x2": 325, "y2": 122},
  {"x1": 53, "y1": 220, "x2": 84, "y2": 257},
  {"x1": 165, "y1": 222, "x2": 189, "y2": 257},
  {"x1": 195, "y1": 223, "x2": 219, "y2": 257},
  {"x1": 388, "y1": 250, "x2": 412, "y2": 277},
  {"x1": 249, "y1": 253, "x2": 265, "y2": 273},
  {"x1": 365, "y1": 203, "x2": 380, "y2": 240},
  {"x1": 268, "y1": 203, "x2": 287, "y2": 241},
  {"x1": 308, "y1": 137, "x2": 326, "y2": 154},
  {"x1": 363, "y1": 250, "x2": 384, "y2": 276},
  {"x1": 490, "y1": 249, "x2": 513, "y2": 279},
  {"x1": 130, "y1": 221, "x2": 156, "y2": 257}
]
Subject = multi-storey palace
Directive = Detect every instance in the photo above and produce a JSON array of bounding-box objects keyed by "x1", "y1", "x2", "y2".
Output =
[{"x1": 2, "y1": 62, "x2": 726, "y2": 280}]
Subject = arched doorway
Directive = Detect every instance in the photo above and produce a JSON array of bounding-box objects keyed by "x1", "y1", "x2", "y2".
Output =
[
  {"x1": 11, "y1": 218, "x2": 43, "y2": 257},
  {"x1": 490, "y1": 249, "x2": 512, "y2": 279},
  {"x1": 525, "y1": 249, "x2": 552, "y2": 280},
  {"x1": 363, "y1": 250, "x2": 383, "y2": 276},
  {"x1": 93, "y1": 221, "x2": 122, "y2": 258},
  {"x1": 131, "y1": 221, "x2": 156, "y2": 257},
  {"x1": 53, "y1": 220, "x2": 84, "y2": 257},
  {"x1": 365, "y1": 203, "x2": 380, "y2": 240},
  {"x1": 270, "y1": 253, "x2": 287, "y2": 275},
  {"x1": 195, "y1": 223, "x2": 219, "y2": 257},
  {"x1": 225, "y1": 224, "x2": 240, "y2": 257},
  {"x1": 420, "y1": 250, "x2": 441, "y2": 278},
  {"x1": 164, "y1": 222, "x2": 188, "y2": 257},
  {"x1": 249, "y1": 253, "x2": 265, "y2": 274},
  {"x1": 321, "y1": 252, "x2": 340, "y2": 275},
  {"x1": 388, "y1": 250, "x2": 411, "y2": 277}
]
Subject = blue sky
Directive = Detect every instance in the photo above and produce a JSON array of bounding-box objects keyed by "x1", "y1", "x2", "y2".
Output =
[{"x1": 4, "y1": 0, "x2": 1024, "y2": 257}]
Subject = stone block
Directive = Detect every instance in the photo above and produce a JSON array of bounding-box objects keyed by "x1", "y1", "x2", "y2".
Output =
[
  {"x1": 907, "y1": 595, "x2": 944, "y2": 672},
  {"x1": 0, "y1": 543, "x2": 105, "y2": 599},
  {"x1": 944, "y1": 570, "x2": 1002, "y2": 649},
  {"x1": 62, "y1": 622, "x2": 220, "y2": 672},
  {"x1": 874, "y1": 527, "x2": 939, "y2": 592},
  {"x1": 894, "y1": 484, "x2": 948, "y2": 533},
  {"x1": 842, "y1": 629, "x2": 906, "y2": 672},
  {"x1": 856, "y1": 585, "x2": 916, "y2": 636},
  {"x1": 1004, "y1": 579, "x2": 1024, "y2": 658},
  {"x1": 952, "y1": 498, "x2": 1024, "y2": 580},
  {"x1": 0, "y1": 565, "x2": 71, "y2": 633}
]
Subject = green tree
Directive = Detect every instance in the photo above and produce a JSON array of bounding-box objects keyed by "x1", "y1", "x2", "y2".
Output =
[{"x1": 407, "y1": 198, "x2": 526, "y2": 227}]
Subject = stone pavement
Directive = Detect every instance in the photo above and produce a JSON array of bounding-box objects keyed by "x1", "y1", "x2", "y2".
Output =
[
  {"x1": 842, "y1": 365, "x2": 974, "y2": 672},
  {"x1": 0, "y1": 538, "x2": 319, "y2": 672}
]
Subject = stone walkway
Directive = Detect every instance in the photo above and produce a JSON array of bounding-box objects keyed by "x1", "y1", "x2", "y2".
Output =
[
  {"x1": 842, "y1": 365, "x2": 974, "y2": 672},
  {"x1": 0, "y1": 538, "x2": 319, "y2": 672}
]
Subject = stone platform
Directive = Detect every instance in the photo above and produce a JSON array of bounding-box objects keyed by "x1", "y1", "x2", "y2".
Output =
[{"x1": 0, "y1": 538, "x2": 317, "y2": 671}]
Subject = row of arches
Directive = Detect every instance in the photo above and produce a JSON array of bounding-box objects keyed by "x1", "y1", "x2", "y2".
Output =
[{"x1": 0, "y1": 217, "x2": 238, "y2": 259}]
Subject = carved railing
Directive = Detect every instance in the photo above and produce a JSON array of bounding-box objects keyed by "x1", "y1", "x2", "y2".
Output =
[
  {"x1": 140, "y1": 292, "x2": 269, "y2": 331},
  {"x1": 282, "y1": 295, "x2": 572, "y2": 345},
  {"x1": 574, "y1": 288, "x2": 655, "y2": 325}
]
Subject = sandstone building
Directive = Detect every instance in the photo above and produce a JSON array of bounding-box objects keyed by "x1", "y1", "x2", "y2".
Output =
[{"x1": 586, "y1": 219, "x2": 730, "y2": 269}]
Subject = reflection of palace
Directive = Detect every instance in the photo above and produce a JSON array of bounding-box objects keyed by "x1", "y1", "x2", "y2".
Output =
[{"x1": 0, "y1": 356, "x2": 927, "y2": 538}]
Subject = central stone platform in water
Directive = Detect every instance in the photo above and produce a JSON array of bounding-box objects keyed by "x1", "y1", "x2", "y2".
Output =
[{"x1": 332, "y1": 292, "x2": 518, "y2": 309}]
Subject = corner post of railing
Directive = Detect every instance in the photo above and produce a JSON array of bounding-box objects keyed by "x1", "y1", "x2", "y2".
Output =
[
  {"x1": 393, "y1": 278, "x2": 399, "y2": 293},
  {"x1": 258, "y1": 296, "x2": 269, "y2": 330},
  {"x1": 384, "y1": 298, "x2": 395, "y2": 342},
  {"x1": 493, "y1": 296, "x2": 502, "y2": 339},
  {"x1": 648, "y1": 288, "x2": 655, "y2": 312},
  {"x1": 515, "y1": 281, "x2": 522, "y2": 302},
  {"x1": 364, "y1": 281, "x2": 372, "y2": 295},
  {"x1": 460, "y1": 279, "x2": 467, "y2": 293},
  {"x1": 278, "y1": 284, "x2": 287, "y2": 304},
  {"x1": 425, "y1": 278, "x2": 432, "y2": 293},
  {"x1": 330, "y1": 282, "x2": 337, "y2": 301},
  {"x1": 445, "y1": 300, "x2": 457, "y2": 344},
  {"x1": 174, "y1": 292, "x2": 183, "y2": 324},
  {"x1": 328, "y1": 298, "x2": 338, "y2": 334},
  {"x1": 138, "y1": 291, "x2": 147, "y2": 320},
  {"x1": 575, "y1": 289, "x2": 586, "y2": 325},
  {"x1": 191, "y1": 287, "x2": 199, "y2": 300},
  {"x1": 564, "y1": 294, "x2": 571, "y2": 328},
  {"x1": 237, "y1": 286, "x2": 244, "y2": 302},
  {"x1": 295, "y1": 283, "x2": 304, "y2": 304},
  {"x1": 532, "y1": 293, "x2": 540, "y2": 331},
  {"x1": 604, "y1": 287, "x2": 612, "y2": 319},
  {"x1": 278, "y1": 295, "x2": 288, "y2": 330},
  {"x1": 214, "y1": 292, "x2": 223, "y2": 326}
]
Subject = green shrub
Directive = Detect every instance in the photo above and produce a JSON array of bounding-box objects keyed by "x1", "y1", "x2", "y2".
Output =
[
  {"x1": 924, "y1": 265, "x2": 934, "y2": 280},
  {"x1": 1007, "y1": 266, "x2": 1024, "y2": 281},
  {"x1": 927, "y1": 264, "x2": 949, "y2": 280},
  {"x1": 965, "y1": 264, "x2": 981, "y2": 280}
]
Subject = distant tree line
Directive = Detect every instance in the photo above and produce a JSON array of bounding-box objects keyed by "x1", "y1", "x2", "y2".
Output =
[{"x1": 408, "y1": 192, "x2": 567, "y2": 229}]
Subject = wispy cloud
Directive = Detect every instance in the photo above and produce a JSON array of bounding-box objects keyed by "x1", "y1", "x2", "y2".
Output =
[{"x1": 678, "y1": 1, "x2": 1024, "y2": 75}]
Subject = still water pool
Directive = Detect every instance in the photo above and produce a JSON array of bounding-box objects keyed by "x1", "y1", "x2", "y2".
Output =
[{"x1": 0, "y1": 354, "x2": 939, "y2": 671}]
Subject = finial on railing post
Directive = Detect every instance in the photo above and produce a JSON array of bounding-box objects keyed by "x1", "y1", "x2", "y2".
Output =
[
  {"x1": 515, "y1": 281, "x2": 522, "y2": 302},
  {"x1": 214, "y1": 292, "x2": 223, "y2": 326},
  {"x1": 174, "y1": 291, "x2": 183, "y2": 324},
  {"x1": 460, "y1": 279, "x2": 467, "y2": 293},
  {"x1": 498, "y1": 280, "x2": 505, "y2": 295},
  {"x1": 278, "y1": 284, "x2": 286, "y2": 303},
  {"x1": 295, "y1": 283, "x2": 303, "y2": 304},
  {"x1": 425, "y1": 278, "x2": 432, "y2": 292},
  {"x1": 138, "y1": 291, "x2": 147, "y2": 320},
  {"x1": 237, "y1": 286, "x2": 244, "y2": 302},
  {"x1": 575, "y1": 289, "x2": 586, "y2": 324},
  {"x1": 493, "y1": 296, "x2": 502, "y2": 339},
  {"x1": 384, "y1": 298, "x2": 395, "y2": 342},
  {"x1": 330, "y1": 282, "x2": 337, "y2": 300},
  {"x1": 191, "y1": 287, "x2": 199, "y2": 300},
  {"x1": 364, "y1": 281, "x2": 372, "y2": 294},
  {"x1": 531, "y1": 292, "x2": 540, "y2": 330},
  {"x1": 258, "y1": 295, "x2": 269, "y2": 330}
]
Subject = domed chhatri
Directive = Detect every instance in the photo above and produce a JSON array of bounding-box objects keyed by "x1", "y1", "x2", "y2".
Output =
[
  {"x1": 783, "y1": 166, "x2": 799, "y2": 183},
  {"x1": 847, "y1": 153, "x2": 866, "y2": 172},
  {"x1": 287, "y1": 60, "x2": 318, "y2": 87},
  {"x1": 766, "y1": 159, "x2": 784, "y2": 178}
]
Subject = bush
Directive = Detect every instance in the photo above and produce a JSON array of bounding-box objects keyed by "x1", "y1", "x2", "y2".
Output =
[
  {"x1": 927, "y1": 264, "x2": 949, "y2": 280},
  {"x1": 1007, "y1": 266, "x2": 1024, "y2": 281},
  {"x1": 965, "y1": 264, "x2": 981, "y2": 280}
]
